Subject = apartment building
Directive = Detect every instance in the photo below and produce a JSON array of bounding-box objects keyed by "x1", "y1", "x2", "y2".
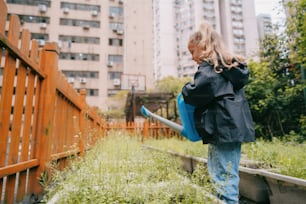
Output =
[
  {"x1": 4, "y1": 0, "x2": 125, "y2": 110},
  {"x1": 154, "y1": 0, "x2": 259, "y2": 80},
  {"x1": 256, "y1": 14, "x2": 273, "y2": 42}
]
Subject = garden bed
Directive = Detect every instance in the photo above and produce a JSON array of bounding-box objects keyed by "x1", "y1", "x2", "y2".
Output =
[
  {"x1": 145, "y1": 137, "x2": 306, "y2": 179},
  {"x1": 144, "y1": 137, "x2": 306, "y2": 204}
]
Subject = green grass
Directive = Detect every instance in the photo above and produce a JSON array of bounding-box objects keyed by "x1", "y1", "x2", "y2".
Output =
[
  {"x1": 145, "y1": 137, "x2": 306, "y2": 179},
  {"x1": 243, "y1": 138, "x2": 306, "y2": 179},
  {"x1": 42, "y1": 133, "x2": 219, "y2": 204},
  {"x1": 144, "y1": 138, "x2": 208, "y2": 158}
]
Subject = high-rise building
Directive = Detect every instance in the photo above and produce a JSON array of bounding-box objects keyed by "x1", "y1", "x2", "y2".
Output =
[
  {"x1": 4, "y1": 0, "x2": 125, "y2": 110},
  {"x1": 154, "y1": 0, "x2": 259, "y2": 79},
  {"x1": 256, "y1": 14, "x2": 273, "y2": 42},
  {"x1": 122, "y1": 0, "x2": 154, "y2": 91},
  {"x1": 153, "y1": 0, "x2": 178, "y2": 81}
]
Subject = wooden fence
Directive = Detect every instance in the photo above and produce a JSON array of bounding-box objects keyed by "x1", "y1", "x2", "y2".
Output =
[
  {"x1": 106, "y1": 120, "x2": 181, "y2": 141},
  {"x1": 0, "y1": 1, "x2": 181, "y2": 203},
  {"x1": 0, "y1": 2, "x2": 105, "y2": 203}
]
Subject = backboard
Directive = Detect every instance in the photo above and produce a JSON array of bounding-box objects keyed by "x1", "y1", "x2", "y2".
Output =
[{"x1": 121, "y1": 74, "x2": 146, "y2": 91}]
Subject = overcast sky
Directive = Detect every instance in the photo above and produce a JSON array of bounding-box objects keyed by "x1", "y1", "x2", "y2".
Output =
[{"x1": 254, "y1": 0, "x2": 285, "y2": 24}]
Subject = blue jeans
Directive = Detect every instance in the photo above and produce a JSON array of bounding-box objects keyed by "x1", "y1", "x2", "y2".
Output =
[{"x1": 208, "y1": 143, "x2": 241, "y2": 204}]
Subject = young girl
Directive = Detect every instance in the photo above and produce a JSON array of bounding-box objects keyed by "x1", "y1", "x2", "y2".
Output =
[{"x1": 182, "y1": 21, "x2": 255, "y2": 204}]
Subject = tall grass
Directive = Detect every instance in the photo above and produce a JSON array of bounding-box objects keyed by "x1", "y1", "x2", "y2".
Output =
[
  {"x1": 243, "y1": 138, "x2": 306, "y2": 179},
  {"x1": 145, "y1": 137, "x2": 306, "y2": 179},
  {"x1": 42, "y1": 133, "x2": 219, "y2": 203},
  {"x1": 144, "y1": 138, "x2": 208, "y2": 157}
]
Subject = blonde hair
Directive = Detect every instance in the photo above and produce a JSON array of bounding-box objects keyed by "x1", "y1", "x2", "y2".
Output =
[{"x1": 188, "y1": 21, "x2": 245, "y2": 72}]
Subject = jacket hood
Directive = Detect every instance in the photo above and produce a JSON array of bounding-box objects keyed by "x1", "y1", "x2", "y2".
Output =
[{"x1": 219, "y1": 59, "x2": 249, "y2": 90}]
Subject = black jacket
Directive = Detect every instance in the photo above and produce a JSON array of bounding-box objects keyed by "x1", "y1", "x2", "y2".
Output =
[{"x1": 182, "y1": 60, "x2": 255, "y2": 144}]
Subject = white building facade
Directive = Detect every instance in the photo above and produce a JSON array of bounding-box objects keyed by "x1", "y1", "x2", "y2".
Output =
[{"x1": 153, "y1": 0, "x2": 260, "y2": 80}]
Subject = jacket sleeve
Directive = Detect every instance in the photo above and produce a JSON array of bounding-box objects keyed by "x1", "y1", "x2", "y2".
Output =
[{"x1": 182, "y1": 65, "x2": 215, "y2": 107}]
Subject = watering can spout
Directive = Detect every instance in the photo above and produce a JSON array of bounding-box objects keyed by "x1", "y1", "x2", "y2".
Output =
[
  {"x1": 141, "y1": 105, "x2": 149, "y2": 118},
  {"x1": 141, "y1": 105, "x2": 183, "y2": 133}
]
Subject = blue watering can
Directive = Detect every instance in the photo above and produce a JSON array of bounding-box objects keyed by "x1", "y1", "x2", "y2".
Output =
[{"x1": 141, "y1": 93, "x2": 202, "y2": 142}]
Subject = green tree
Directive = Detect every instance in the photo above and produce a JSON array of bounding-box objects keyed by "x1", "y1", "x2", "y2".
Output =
[
  {"x1": 246, "y1": 0, "x2": 305, "y2": 140},
  {"x1": 286, "y1": 0, "x2": 306, "y2": 68},
  {"x1": 101, "y1": 90, "x2": 129, "y2": 119},
  {"x1": 246, "y1": 61, "x2": 304, "y2": 139},
  {"x1": 285, "y1": 0, "x2": 306, "y2": 104},
  {"x1": 155, "y1": 76, "x2": 191, "y2": 95}
]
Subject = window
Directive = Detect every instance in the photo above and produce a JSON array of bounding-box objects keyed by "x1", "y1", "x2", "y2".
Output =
[
  {"x1": 233, "y1": 29, "x2": 244, "y2": 37},
  {"x1": 62, "y1": 71, "x2": 99, "y2": 79},
  {"x1": 109, "y1": 22, "x2": 123, "y2": 31},
  {"x1": 32, "y1": 33, "x2": 49, "y2": 41},
  {"x1": 61, "y1": 2, "x2": 100, "y2": 12},
  {"x1": 109, "y1": 6, "x2": 123, "y2": 16},
  {"x1": 108, "y1": 71, "x2": 121, "y2": 80},
  {"x1": 7, "y1": 0, "x2": 51, "y2": 7},
  {"x1": 108, "y1": 38, "x2": 123, "y2": 46},
  {"x1": 9, "y1": 14, "x2": 50, "y2": 24},
  {"x1": 88, "y1": 89, "x2": 99, "y2": 96},
  {"x1": 108, "y1": 55, "x2": 123, "y2": 64},
  {"x1": 76, "y1": 89, "x2": 99, "y2": 96},
  {"x1": 60, "y1": 52, "x2": 99, "y2": 61},
  {"x1": 60, "y1": 18, "x2": 100, "y2": 28},
  {"x1": 59, "y1": 35, "x2": 100, "y2": 44}
]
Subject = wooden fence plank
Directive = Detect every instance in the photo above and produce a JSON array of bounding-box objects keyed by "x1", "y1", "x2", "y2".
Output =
[
  {"x1": 16, "y1": 73, "x2": 35, "y2": 201},
  {"x1": 57, "y1": 94, "x2": 65, "y2": 170},
  {"x1": 1, "y1": 14, "x2": 21, "y2": 204},
  {"x1": 17, "y1": 40, "x2": 39, "y2": 201},
  {"x1": 64, "y1": 102, "x2": 73, "y2": 168},
  {"x1": 0, "y1": 0, "x2": 7, "y2": 34},
  {"x1": 0, "y1": 0, "x2": 7, "y2": 84},
  {"x1": 6, "y1": 28, "x2": 31, "y2": 204},
  {"x1": 29, "y1": 74, "x2": 41, "y2": 163},
  {"x1": 73, "y1": 107, "x2": 81, "y2": 154},
  {"x1": 32, "y1": 43, "x2": 59, "y2": 194},
  {"x1": 0, "y1": 16, "x2": 18, "y2": 202},
  {"x1": 7, "y1": 29, "x2": 30, "y2": 164},
  {"x1": 78, "y1": 89, "x2": 86, "y2": 156},
  {"x1": 27, "y1": 71, "x2": 41, "y2": 198},
  {"x1": 0, "y1": 14, "x2": 20, "y2": 167},
  {"x1": 0, "y1": 159, "x2": 39, "y2": 178},
  {"x1": 29, "y1": 41, "x2": 40, "y2": 161},
  {"x1": 63, "y1": 98, "x2": 68, "y2": 165},
  {"x1": 66, "y1": 101, "x2": 72, "y2": 156},
  {"x1": 19, "y1": 41, "x2": 41, "y2": 201},
  {"x1": 0, "y1": 0, "x2": 7, "y2": 199},
  {"x1": 52, "y1": 95, "x2": 59, "y2": 156}
]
